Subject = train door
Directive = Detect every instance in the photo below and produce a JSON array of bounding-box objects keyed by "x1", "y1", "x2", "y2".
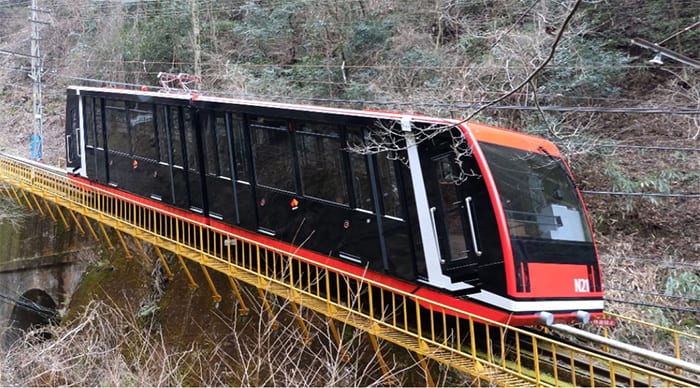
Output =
[
  {"x1": 419, "y1": 140, "x2": 482, "y2": 286},
  {"x1": 167, "y1": 106, "x2": 202, "y2": 211},
  {"x1": 249, "y1": 116, "x2": 296, "y2": 237},
  {"x1": 200, "y1": 110, "x2": 238, "y2": 223}
]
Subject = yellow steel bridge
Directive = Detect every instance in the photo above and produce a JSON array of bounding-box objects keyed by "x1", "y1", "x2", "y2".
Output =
[{"x1": 0, "y1": 152, "x2": 697, "y2": 387}]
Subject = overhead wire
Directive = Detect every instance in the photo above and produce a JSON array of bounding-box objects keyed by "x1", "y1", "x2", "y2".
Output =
[
  {"x1": 77, "y1": 58, "x2": 689, "y2": 71},
  {"x1": 0, "y1": 291, "x2": 57, "y2": 320},
  {"x1": 51, "y1": 72, "x2": 700, "y2": 116},
  {"x1": 55, "y1": 74, "x2": 700, "y2": 115},
  {"x1": 600, "y1": 255, "x2": 700, "y2": 269},
  {"x1": 606, "y1": 288, "x2": 700, "y2": 304},
  {"x1": 562, "y1": 142, "x2": 700, "y2": 152},
  {"x1": 605, "y1": 298, "x2": 700, "y2": 314},
  {"x1": 581, "y1": 190, "x2": 700, "y2": 199},
  {"x1": 656, "y1": 19, "x2": 700, "y2": 45}
]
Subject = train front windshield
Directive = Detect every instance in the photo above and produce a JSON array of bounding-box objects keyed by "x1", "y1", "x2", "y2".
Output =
[{"x1": 479, "y1": 142, "x2": 592, "y2": 244}]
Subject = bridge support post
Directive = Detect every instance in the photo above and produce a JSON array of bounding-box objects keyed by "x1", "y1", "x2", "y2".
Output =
[
  {"x1": 53, "y1": 204, "x2": 70, "y2": 230},
  {"x1": 289, "y1": 299, "x2": 311, "y2": 345},
  {"x1": 327, "y1": 317, "x2": 349, "y2": 362},
  {"x1": 153, "y1": 246, "x2": 174, "y2": 280},
  {"x1": 81, "y1": 214, "x2": 100, "y2": 242},
  {"x1": 98, "y1": 222, "x2": 115, "y2": 250},
  {"x1": 29, "y1": 193, "x2": 44, "y2": 217},
  {"x1": 199, "y1": 263, "x2": 222, "y2": 304},
  {"x1": 368, "y1": 333, "x2": 391, "y2": 380},
  {"x1": 114, "y1": 229, "x2": 132, "y2": 259},
  {"x1": 227, "y1": 276, "x2": 248, "y2": 316},
  {"x1": 257, "y1": 287, "x2": 278, "y2": 330},
  {"x1": 42, "y1": 197, "x2": 57, "y2": 223},
  {"x1": 67, "y1": 209, "x2": 86, "y2": 236},
  {"x1": 19, "y1": 189, "x2": 35, "y2": 211},
  {"x1": 0, "y1": 182, "x2": 17, "y2": 204},
  {"x1": 6, "y1": 184, "x2": 23, "y2": 207},
  {"x1": 133, "y1": 238, "x2": 152, "y2": 268},
  {"x1": 419, "y1": 357, "x2": 435, "y2": 387},
  {"x1": 177, "y1": 254, "x2": 198, "y2": 290}
]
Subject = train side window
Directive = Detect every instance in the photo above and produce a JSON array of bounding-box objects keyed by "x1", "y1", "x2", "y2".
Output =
[
  {"x1": 230, "y1": 115, "x2": 248, "y2": 182},
  {"x1": 376, "y1": 155, "x2": 402, "y2": 218},
  {"x1": 297, "y1": 123, "x2": 348, "y2": 204},
  {"x1": 168, "y1": 107, "x2": 183, "y2": 167},
  {"x1": 184, "y1": 110, "x2": 197, "y2": 172},
  {"x1": 216, "y1": 113, "x2": 233, "y2": 179},
  {"x1": 66, "y1": 96, "x2": 80, "y2": 162},
  {"x1": 104, "y1": 100, "x2": 130, "y2": 154},
  {"x1": 82, "y1": 97, "x2": 103, "y2": 149},
  {"x1": 82, "y1": 97, "x2": 95, "y2": 148},
  {"x1": 347, "y1": 129, "x2": 374, "y2": 211},
  {"x1": 129, "y1": 102, "x2": 157, "y2": 161},
  {"x1": 251, "y1": 117, "x2": 295, "y2": 192},
  {"x1": 155, "y1": 106, "x2": 169, "y2": 163},
  {"x1": 350, "y1": 153, "x2": 373, "y2": 210},
  {"x1": 201, "y1": 112, "x2": 218, "y2": 176},
  {"x1": 95, "y1": 99, "x2": 105, "y2": 149}
]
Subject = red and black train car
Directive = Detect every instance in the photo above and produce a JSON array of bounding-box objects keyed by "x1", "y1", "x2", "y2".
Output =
[{"x1": 65, "y1": 86, "x2": 603, "y2": 326}]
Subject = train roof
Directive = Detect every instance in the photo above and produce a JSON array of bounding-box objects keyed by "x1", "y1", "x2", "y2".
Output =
[{"x1": 68, "y1": 85, "x2": 562, "y2": 157}]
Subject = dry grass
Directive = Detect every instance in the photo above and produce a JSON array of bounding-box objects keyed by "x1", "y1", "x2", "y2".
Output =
[
  {"x1": 0, "y1": 293, "x2": 437, "y2": 387},
  {"x1": 1, "y1": 300, "x2": 200, "y2": 386}
]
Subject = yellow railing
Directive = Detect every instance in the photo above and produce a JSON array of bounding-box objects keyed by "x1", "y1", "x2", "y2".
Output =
[
  {"x1": 600, "y1": 311, "x2": 700, "y2": 366},
  {"x1": 0, "y1": 154, "x2": 696, "y2": 387}
]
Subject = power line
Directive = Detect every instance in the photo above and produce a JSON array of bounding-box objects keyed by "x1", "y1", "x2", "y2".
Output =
[
  {"x1": 581, "y1": 190, "x2": 700, "y2": 199},
  {"x1": 561, "y1": 142, "x2": 700, "y2": 152},
  {"x1": 60, "y1": 67, "x2": 700, "y2": 111},
  {"x1": 607, "y1": 288, "x2": 700, "y2": 304},
  {"x1": 0, "y1": 291, "x2": 57, "y2": 320},
  {"x1": 600, "y1": 255, "x2": 700, "y2": 269},
  {"x1": 657, "y1": 19, "x2": 700, "y2": 45},
  {"x1": 62, "y1": 74, "x2": 700, "y2": 116},
  {"x1": 59, "y1": 73, "x2": 700, "y2": 115},
  {"x1": 58, "y1": 63, "x2": 697, "y2": 106},
  {"x1": 79, "y1": 58, "x2": 690, "y2": 71},
  {"x1": 605, "y1": 298, "x2": 700, "y2": 314}
]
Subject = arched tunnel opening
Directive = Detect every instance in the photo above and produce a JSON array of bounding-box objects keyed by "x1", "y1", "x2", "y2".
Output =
[{"x1": 3, "y1": 289, "x2": 59, "y2": 348}]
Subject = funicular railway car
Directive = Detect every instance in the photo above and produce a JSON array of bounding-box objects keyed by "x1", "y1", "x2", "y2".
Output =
[{"x1": 64, "y1": 85, "x2": 603, "y2": 326}]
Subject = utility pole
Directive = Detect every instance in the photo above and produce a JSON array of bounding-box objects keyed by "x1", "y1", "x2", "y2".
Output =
[
  {"x1": 30, "y1": 0, "x2": 43, "y2": 161},
  {"x1": 191, "y1": 0, "x2": 201, "y2": 89}
]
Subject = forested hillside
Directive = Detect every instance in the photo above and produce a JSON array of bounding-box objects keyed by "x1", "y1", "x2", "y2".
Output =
[{"x1": 0, "y1": 0, "x2": 697, "y2": 384}]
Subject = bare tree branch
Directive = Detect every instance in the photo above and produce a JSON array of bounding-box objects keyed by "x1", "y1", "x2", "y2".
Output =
[{"x1": 460, "y1": 0, "x2": 583, "y2": 125}]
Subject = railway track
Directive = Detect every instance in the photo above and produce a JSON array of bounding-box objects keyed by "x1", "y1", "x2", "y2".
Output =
[{"x1": 515, "y1": 326, "x2": 700, "y2": 387}]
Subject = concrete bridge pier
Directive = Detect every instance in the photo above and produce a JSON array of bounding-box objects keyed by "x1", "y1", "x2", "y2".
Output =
[{"x1": 0, "y1": 205, "x2": 92, "y2": 343}]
